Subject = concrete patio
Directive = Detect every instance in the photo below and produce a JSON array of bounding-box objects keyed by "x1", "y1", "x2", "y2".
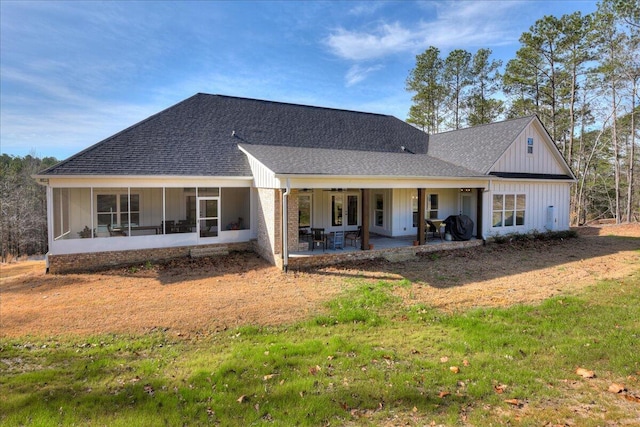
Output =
[{"x1": 288, "y1": 233, "x2": 483, "y2": 269}]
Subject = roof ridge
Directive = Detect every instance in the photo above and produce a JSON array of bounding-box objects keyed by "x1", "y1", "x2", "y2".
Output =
[
  {"x1": 199, "y1": 92, "x2": 393, "y2": 118},
  {"x1": 430, "y1": 114, "x2": 536, "y2": 136}
]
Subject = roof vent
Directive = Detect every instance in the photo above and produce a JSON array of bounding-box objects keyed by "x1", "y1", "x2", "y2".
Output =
[{"x1": 401, "y1": 146, "x2": 415, "y2": 154}]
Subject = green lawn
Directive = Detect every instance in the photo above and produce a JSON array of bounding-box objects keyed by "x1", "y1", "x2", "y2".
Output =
[{"x1": 1, "y1": 273, "x2": 639, "y2": 426}]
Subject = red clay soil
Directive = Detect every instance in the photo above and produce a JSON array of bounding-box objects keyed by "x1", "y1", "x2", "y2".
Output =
[{"x1": 1, "y1": 224, "x2": 638, "y2": 338}]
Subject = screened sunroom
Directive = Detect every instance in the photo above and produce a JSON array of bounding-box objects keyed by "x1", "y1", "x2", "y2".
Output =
[{"x1": 49, "y1": 184, "x2": 254, "y2": 254}]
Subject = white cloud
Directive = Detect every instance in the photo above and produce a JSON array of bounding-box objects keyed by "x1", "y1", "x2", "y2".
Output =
[
  {"x1": 325, "y1": 22, "x2": 417, "y2": 61},
  {"x1": 345, "y1": 64, "x2": 384, "y2": 87},
  {"x1": 325, "y1": 1, "x2": 522, "y2": 62},
  {"x1": 348, "y1": 2, "x2": 386, "y2": 16}
]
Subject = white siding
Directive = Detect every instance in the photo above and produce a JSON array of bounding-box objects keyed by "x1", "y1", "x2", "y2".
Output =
[
  {"x1": 390, "y1": 188, "x2": 476, "y2": 237},
  {"x1": 391, "y1": 188, "x2": 415, "y2": 237},
  {"x1": 484, "y1": 180, "x2": 571, "y2": 237},
  {"x1": 491, "y1": 121, "x2": 568, "y2": 175}
]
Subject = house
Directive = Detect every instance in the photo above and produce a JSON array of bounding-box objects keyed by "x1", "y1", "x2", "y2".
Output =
[{"x1": 35, "y1": 93, "x2": 575, "y2": 273}]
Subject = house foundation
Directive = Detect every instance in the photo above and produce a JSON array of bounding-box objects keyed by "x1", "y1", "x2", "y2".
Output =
[{"x1": 47, "y1": 241, "x2": 253, "y2": 274}]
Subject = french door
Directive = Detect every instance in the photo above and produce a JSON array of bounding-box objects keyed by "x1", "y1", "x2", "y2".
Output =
[{"x1": 330, "y1": 193, "x2": 360, "y2": 229}]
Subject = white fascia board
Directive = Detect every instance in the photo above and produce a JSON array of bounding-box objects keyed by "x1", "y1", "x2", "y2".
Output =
[
  {"x1": 42, "y1": 175, "x2": 253, "y2": 188},
  {"x1": 490, "y1": 176, "x2": 576, "y2": 184},
  {"x1": 275, "y1": 174, "x2": 490, "y2": 189}
]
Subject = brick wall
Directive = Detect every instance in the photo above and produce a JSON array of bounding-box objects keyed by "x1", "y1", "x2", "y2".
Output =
[
  {"x1": 286, "y1": 189, "x2": 299, "y2": 252},
  {"x1": 254, "y1": 188, "x2": 281, "y2": 266},
  {"x1": 48, "y1": 242, "x2": 253, "y2": 274}
]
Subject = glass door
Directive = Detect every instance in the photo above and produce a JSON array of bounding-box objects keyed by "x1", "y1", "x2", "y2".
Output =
[
  {"x1": 197, "y1": 197, "x2": 219, "y2": 238},
  {"x1": 330, "y1": 193, "x2": 360, "y2": 230}
]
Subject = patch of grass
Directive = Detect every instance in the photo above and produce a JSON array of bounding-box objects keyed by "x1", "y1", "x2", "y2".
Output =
[
  {"x1": 1, "y1": 273, "x2": 639, "y2": 426},
  {"x1": 313, "y1": 280, "x2": 400, "y2": 326}
]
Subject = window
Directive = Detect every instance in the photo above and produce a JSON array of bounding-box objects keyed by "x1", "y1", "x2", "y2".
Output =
[
  {"x1": 493, "y1": 194, "x2": 526, "y2": 227},
  {"x1": 527, "y1": 137, "x2": 534, "y2": 154},
  {"x1": 298, "y1": 194, "x2": 311, "y2": 227},
  {"x1": 97, "y1": 193, "x2": 139, "y2": 227},
  {"x1": 375, "y1": 193, "x2": 384, "y2": 227},
  {"x1": 428, "y1": 194, "x2": 439, "y2": 219}
]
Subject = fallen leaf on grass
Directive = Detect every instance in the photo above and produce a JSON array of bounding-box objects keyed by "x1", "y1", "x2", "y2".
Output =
[
  {"x1": 576, "y1": 367, "x2": 596, "y2": 378},
  {"x1": 309, "y1": 365, "x2": 321, "y2": 375},
  {"x1": 504, "y1": 398, "x2": 521, "y2": 406},
  {"x1": 624, "y1": 393, "x2": 640, "y2": 403},
  {"x1": 440, "y1": 356, "x2": 449, "y2": 363},
  {"x1": 438, "y1": 391, "x2": 451, "y2": 398},
  {"x1": 608, "y1": 383, "x2": 626, "y2": 394},
  {"x1": 494, "y1": 384, "x2": 507, "y2": 394},
  {"x1": 450, "y1": 366, "x2": 460, "y2": 374},
  {"x1": 263, "y1": 374, "x2": 278, "y2": 381},
  {"x1": 237, "y1": 395, "x2": 247, "y2": 403}
]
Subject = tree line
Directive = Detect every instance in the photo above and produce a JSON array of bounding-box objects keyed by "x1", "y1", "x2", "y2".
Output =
[
  {"x1": 0, "y1": 154, "x2": 57, "y2": 261},
  {"x1": 406, "y1": 0, "x2": 639, "y2": 224}
]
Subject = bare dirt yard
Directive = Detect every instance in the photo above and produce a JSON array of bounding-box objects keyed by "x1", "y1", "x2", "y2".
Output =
[{"x1": 1, "y1": 224, "x2": 638, "y2": 338}]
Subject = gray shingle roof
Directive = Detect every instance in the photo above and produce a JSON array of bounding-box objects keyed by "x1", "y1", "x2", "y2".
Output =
[
  {"x1": 427, "y1": 116, "x2": 536, "y2": 174},
  {"x1": 40, "y1": 93, "x2": 429, "y2": 177},
  {"x1": 39, "y1": 94, "x2": 551, "y2": 180},
  {"x1": 240, "y1": 144, "x2": 480, "y2": 177}
]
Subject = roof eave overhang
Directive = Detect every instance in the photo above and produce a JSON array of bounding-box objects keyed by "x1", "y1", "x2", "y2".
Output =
[
  {"x1": 274, "y1": 173, "x2": 485, "y2": 180},
  {"x1": 33, "y1": 174, "x2": 253, "y2": 180},
  {"x1": 490, "y1": 177, "x2": 576, "y2": 183},
  {"x1": 272, "y1": 173, "x2": 491, "y2": 190}
]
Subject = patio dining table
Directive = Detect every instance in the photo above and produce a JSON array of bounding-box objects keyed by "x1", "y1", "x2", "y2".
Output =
[{"x1": 427, "y1": 219, "x2": 445, "y2": 241}]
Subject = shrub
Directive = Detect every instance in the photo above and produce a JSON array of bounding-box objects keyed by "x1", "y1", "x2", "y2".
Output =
[{"x1": 492, "y1": 229, "x2": 578, "y2": 245}]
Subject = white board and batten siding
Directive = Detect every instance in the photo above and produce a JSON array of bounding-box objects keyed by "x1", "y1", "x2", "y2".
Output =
[
  {"x1": 491, "y1": 120, "x2": 568, "y2": 175},
  {"x1": 485, "y1": 181, "x2": 571, "y2": 237}
]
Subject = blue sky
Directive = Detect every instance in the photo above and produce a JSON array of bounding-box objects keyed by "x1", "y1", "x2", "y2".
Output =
[{"x1": 1, "y1": 0, "x2": 598, "y2": 160}]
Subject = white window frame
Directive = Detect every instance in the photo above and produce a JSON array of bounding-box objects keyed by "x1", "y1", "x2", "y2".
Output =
[
  {"x1": 298, "y1": 193, "x2": 312, "y2": 228},
  {"x1": 427, "y1": 193, "x2": 439, "y2": 219},
  {"x1": 96, "y1": 191, "x2": 140, "y2": 228},
  {"x1": 492, "y1": 193, "x2": 526, "y2": 228}
]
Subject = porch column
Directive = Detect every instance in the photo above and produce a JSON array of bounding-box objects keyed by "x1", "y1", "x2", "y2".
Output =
[
  {"x1": 417, "y1": 188, "x2": 426, "y2": 245},
  {"x1": 361, "y1": 188, "x2": 370, "y2": 250},
  {"x1": 476, "y1": 188, "x2": 483, "y2": 239}
]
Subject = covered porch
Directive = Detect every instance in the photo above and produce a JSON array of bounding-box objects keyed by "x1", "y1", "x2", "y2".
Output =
[
  {"x1": 279, "y1": 185, "x2": 486, "y2": 270},
  {"x1": 287, "y1": 232, "x2": 482, "y2": 269}
]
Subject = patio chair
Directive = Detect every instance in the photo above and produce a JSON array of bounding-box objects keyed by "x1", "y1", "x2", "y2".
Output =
[
  {"x1": 162, "y1": 220, "x2": 175, "y2": 234},
  {"x1": 311, "y1": 228, "x2": 326, "y2": 251},
  {"x1": 329, "y1": 231, "x2": 344, "y2": 250},
  {"x1": 345, "y1": 226, "x2": 362, "y2": 248},
  {"x1": 425, "y1": 220, "x2": 437, "y2": 240},
  {"x1": 107, "y1": 224, "x2": 124, "y2": 237}
]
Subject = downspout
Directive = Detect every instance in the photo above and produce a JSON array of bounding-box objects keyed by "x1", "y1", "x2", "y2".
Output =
[{"x1": 282, "y1": 178, "x2": 291, "y2": 272}]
